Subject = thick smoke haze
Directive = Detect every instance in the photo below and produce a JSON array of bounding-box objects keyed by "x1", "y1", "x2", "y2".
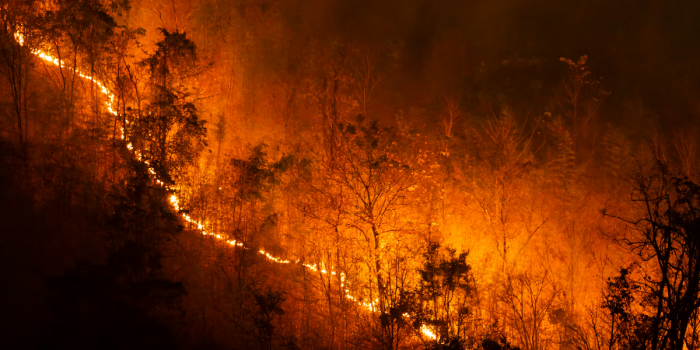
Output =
[{"x1": 169, "y1": 0, "x2": 700, "y2": 132}]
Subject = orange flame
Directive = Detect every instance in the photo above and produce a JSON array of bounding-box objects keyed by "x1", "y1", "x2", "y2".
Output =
[{"x1": 15, "y1": 29, "x2": 436, "y2": 340}]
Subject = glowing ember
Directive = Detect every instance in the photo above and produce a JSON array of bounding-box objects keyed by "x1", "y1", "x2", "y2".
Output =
[
  {"x1": 14, "y1": 31, "x2": 24, "y2": 46},
  {"x1": 421, "y1": 325, "x2": 437, "y2": 340}
]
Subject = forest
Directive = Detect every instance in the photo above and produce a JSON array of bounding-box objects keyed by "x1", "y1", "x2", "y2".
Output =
[{"x1": 1, "y1": 0, "x2": 700, "y2": 349}]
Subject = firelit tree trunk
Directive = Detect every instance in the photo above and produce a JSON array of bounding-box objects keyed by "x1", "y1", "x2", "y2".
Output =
[
  {"x1": 555, "y1": 55, "x2": 609, "y2": 165},
  {"x1": 0, "y1": 5, "x2": 33, "y2": 162},
  {"x1": 328, "y1": 117, "x2": 428, "y2": 349},
  {"x1": 605, "y1": 161, "x2": 700, "y2": 350},
  {"x1": 130, "y1": 29, "x2": 205, "y2": 181}
]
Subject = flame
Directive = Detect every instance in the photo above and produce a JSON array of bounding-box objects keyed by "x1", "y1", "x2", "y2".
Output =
[
  {"x1": 14, "y1": 29, "x2": 436, "y2": 339},
  {"x1": 14, "y1": 31, "x2": 24, "y2": 46},
  {"x1": 421, "y1": 325, "x2": 437, "y2": 340}
]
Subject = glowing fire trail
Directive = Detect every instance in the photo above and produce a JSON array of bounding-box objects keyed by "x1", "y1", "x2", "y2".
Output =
[{"x1": 15, "y1": 31, "x2": 437, "y2": 341}]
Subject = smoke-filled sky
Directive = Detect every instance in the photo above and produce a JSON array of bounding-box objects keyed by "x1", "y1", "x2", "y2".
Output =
[
  {"x1": 128, "y1": 0, "x2": 700, "y2": 137},
  {"x1": 285, "y1": 0, "x2": 700, "y2": 126}
]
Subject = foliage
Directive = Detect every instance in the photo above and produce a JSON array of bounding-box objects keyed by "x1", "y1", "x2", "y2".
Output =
[
  {"x1": 415, "y1": 242, "x2": 473, "y2": 345},
  {"x1": 252, "y1": 288, "x2": 286, "y2": 350},
  {"x1": 128, "y1": 29, "x2": 206, "y2": 182}
]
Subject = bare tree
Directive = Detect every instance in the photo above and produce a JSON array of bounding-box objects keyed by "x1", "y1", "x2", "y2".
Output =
[
  {"x1": 0, "y1": 0, "x2": 35, "y2": 160},
  {"x1": 604, "y1": 160, "x2": 700, "y2": 350}
]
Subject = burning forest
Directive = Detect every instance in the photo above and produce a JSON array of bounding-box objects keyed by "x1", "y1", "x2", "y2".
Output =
[{"x1": 1, "y1": 0, "x2": 700, "y2": 349}]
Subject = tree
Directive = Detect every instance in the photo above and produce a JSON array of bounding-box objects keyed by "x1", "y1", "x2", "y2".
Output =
[
  {"x1": 0, "y1": 0, "x2": 38, "y2": 161},
  {"x1": 500, "y1": 270, "x2": 559, "y2": 350},
  {"x1": 252, "y1": 288, "x2": 286, "y2": 350},
  {"x1": 604, "y1": 160, "x2": 700, "y2": 350},
  {"x1": 414, "y1": 242, "x2": 474, "y2": 348},
  {"x1": 467, "y1": 110, "x2": 545, "y2": 273},
  {"x1": 601, "y1": 267, "x2": 639, "y2": 350},
  {"x1": 42, "y1": 0, "x2": 118, "y2": 132},
  {"x1": 297, "y1": 115, "x2": 432, "y2": 349},
  {"x1": 555, "y1": 55, "x2": 609, "y2": 163},
  {"x1": 128, "y1": 29, "x2": 206, "y2": 183}
]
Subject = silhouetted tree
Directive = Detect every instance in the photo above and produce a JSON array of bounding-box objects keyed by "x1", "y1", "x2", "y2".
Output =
[
  {"x1": 415, "y1": 242, "x2": 473, "y2": 347},
  {"x1": 252, "y1": 288, "x2": 286, "y2": 350},
  {"x1": 128, "y1": 29, "x2": 206, "y2": 183},
  {"x1": 0, "y1": 0, "x2": 39, "y2": 161},
  {"x1": 604, "y1": 161, "x2": 700, "y2": 350},
  {"x1": 601, "y1": 267, "x2": 639, "y2": 350}
]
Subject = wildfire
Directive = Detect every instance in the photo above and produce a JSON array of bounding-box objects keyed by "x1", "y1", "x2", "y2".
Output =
[
  {"x1": 14, "y1": 31, "x2": 24, "y2": 46},
  {"x1": 15, "y1": 30, "x2": 436, "y2": 342},
  {"x1": 421, "y1": 325, "x2": 437, "y2": 340}
]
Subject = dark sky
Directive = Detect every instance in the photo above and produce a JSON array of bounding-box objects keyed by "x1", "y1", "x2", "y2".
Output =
[{"x1": 273, "y1": 0, "x2": 700, "y2": 130}]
